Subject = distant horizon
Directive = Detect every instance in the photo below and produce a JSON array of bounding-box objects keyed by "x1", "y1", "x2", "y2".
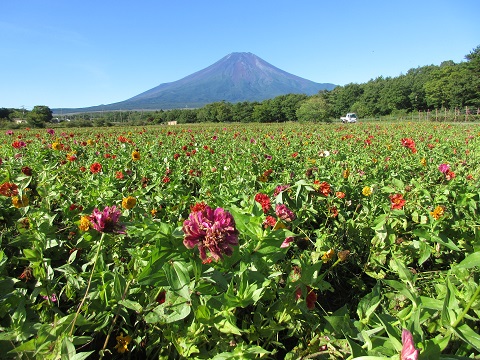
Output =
[{"x1": 1, "y1": 0, "x2": 478, "y2": 109}]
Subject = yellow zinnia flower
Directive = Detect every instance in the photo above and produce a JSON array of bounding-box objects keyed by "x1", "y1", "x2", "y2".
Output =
[
  {"x1": 12, "y1": 195, "x2": 29, "y2": 208},
  {"x1": 51, "y1": 142, "x2": 62, "y2": 151},
  {"x1": 79, "y1": 215, "x2": 90, "y2": 231},
  {"x1": 420, "y1": 158, "x2": 427, "y2": 166},
  {"x1": 87, "y1": 139, "x2": 95, "y2": 146},
  {"x1": 362, "y1": 186, "x2": 373, "y2": 196},
  {"x1": 321, "y1": 249, "x2": 335, "y2": 263},
  {"x1": 343, "y1": 169, "x2": 350, "y2": 179},
  {"x1": 122, "y1": 196, "x2": 136, "y2": 210},
  {"x1": 114, "y1": 333, "x2": 132, "y2": 354},
  {"x1": 132, "y1": 150, "x2": 141, "y2": 161}
]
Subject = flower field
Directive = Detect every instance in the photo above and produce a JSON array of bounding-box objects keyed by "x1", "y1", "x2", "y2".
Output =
[{"x1": 0, "y1": 121, "x2": 479, "y2": 359}]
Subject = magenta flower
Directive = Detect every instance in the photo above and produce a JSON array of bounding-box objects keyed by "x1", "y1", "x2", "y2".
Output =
[
  {"x1": 401, "y1": 329, "x2": 419, "y2": 360},
  {"x1": 42, "y1": 293, "x2": 57, "y2": 302},
  {"x1": 273, "y1": 184, "x2": 290, "y2": 197},
  {"x1": 46, "y1": 128, "x2": 55, "y2": 135},
  {"x1": 275, "y1": 204, "x2": 296, "y2": 222},
  {"x1": 438, "y1": 163, "x2": 450, "y2": 173},
  {"x1": 182, "y1": 205, "x2": 239, "y2": 262},
  {"x1": 89, "y1": 206, "x2": 126, "y2": 234},
  {"x1": 281, "y1": 236, "x2": 295, "y2": 248}
]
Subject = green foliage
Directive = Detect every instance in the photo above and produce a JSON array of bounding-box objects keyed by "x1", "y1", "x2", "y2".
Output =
[
  {"x1": 1, "y1": 122, "x2": 479, "y2": 358},
  {"x1": 296, "y1": 95, "x2": 332, "y2": 122}
]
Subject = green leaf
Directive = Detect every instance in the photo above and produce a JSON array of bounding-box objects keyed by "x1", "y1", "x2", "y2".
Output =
[
  {"x1": 163, "y1": 260, "x2": 191, "y2": 300},
  {"x1": 390, "y1": 258, "x2": 413, "y2": 286},
  {"x1": 454, "y1": 323, "x2": 480, "y2": 352},
  {"x1": 214, "y1": 317, "x2": 242, "y2": 335},
  {"x1": 375, "y1": 313, "x2": 402, "y2": 351},
  {"x1": 113, "y1": 272, "x2": 127, "y2": 301},
  {"x1": 70, "y1": 352, "x2": 95, "y2": 360},
  {"x1": 456, "y1": 252, "x2": 480, "y2": 269},
  {"x1": 441, "y1": 278, "x2": 459, "y2": 327},
  {"x1": 357, "y1": 282, "x2": 382, "y2": 324},
  {"x1": 0, "y1": 250, "x2": 7, "y2": 273},
  {"x1": 145, "y1": 294, "x2": 191, "y2": 324},
  {"x1": 61, "y1": 336, "x2": 76, "y2": 360},
  {"x1": 194, "y1": 304, "x2": 211, "y2": 324},
  {"x1": 119, "y1": 299, "x2": 143, "y2": 313},
  {"x1": 346, "y1": 335, "x2": 367, "y2": 357}
]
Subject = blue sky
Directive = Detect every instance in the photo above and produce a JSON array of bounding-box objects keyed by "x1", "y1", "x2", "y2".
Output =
[{"x1": 1, "y1": 0, "x2": 478, "y2": 109}]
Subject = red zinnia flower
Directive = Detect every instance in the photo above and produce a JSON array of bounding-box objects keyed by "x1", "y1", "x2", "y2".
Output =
[
  {"x1": 190, "y1": 202, "x2": 207, "y2": 212},
  {"x1": 12, "y1": 140, "x2": 26, "y2": 149},
  {"x1": 156, "y1": 290, "x2": 166, "y2": 304},
  {"x1": 254, "y1": 193, "x2": 271, "y2": 213},
  {"x1": 90, "y1": 162, "x2": 102, "y2": 174},
  {"x1": 263, "y1": 215, "x2": 277, "y2": 228},
  {"x1": 21, "y1": 166, "x2": 32, "y2": 176},
  {"x1": 445, "y1": 170, "x2": 455, "y2": 181},
  {"x1": 401, "y1": 138, "x2": 417, "y2": 153},
  {"x1": 306, "y1": 286, "x2": 317, "y2": 310},
  {"x1": 0, "y1": 182, "x2": 19, "y2": 197},
  {"x1": 389, "y1": 193, "x2": 406, "y2": 210}
]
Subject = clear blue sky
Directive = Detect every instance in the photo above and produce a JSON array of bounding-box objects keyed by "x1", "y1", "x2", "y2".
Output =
[{"x1": 1, "y1": 0, "x2": 478, "y2": 110}]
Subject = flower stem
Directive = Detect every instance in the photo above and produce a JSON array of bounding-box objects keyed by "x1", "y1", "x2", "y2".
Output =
[
  {"x1": 451, "y1": 281, "x2": 480, "y2": 328},
  {"x1": 100, "y1": 279, "x2": 132, "y2": 358},
  {"x1": 69, "y1": 233, "x2": 104, "y2": 336}
]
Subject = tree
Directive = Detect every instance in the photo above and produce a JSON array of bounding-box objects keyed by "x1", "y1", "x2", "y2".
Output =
[
  {"x1": 296, "y1": 96, "x2": 331, "y2": 122},
  {"x1": 28, "y1": 105, "x2": 52, "y2": 128}
]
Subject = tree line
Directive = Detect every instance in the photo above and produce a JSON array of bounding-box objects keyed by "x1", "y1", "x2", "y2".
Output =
[{"x1": 1, "y1": 46, "x2": 479, "y2": 128}]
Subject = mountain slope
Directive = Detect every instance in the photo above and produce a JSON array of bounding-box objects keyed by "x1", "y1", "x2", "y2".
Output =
[{"x1": 57, "y1": 52, "x2": 336, "y2": 112}]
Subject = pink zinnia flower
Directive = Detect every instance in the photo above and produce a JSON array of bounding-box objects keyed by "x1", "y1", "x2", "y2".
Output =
[
  {"x1": 273, "y1": 185, "x2": 290, "y2": 197},
  {"x1": 182, "y1": 205, "x2": 239, "y2": 262},
  {"x1": 275, "y1": 204, "x2": 295, "y2": 222},
  {"x1": 438, "y1": 163, "x2": 450, "y2": 173},
  {"x1": 401, "y1": 329, "x2": 419, "y2": 360},
  {"x1": 281, "y1": 236, "x2": 294, "y2": 248},
  {"x1": 89, "y1": 206, "x2": 126, "y2": 234}
]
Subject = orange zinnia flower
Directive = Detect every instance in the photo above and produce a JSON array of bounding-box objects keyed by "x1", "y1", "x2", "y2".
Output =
[
  {"x1": 390, "y1": 193, "x2": 406, "y2": 210},
  {"x1": 430, "y1": 206, "x2": 445, "y2": 220}
]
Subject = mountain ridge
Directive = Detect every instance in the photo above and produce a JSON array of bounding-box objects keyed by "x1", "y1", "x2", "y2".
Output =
[{"x1": 55, "y1": 52, "x2": 336, "y2": 113}]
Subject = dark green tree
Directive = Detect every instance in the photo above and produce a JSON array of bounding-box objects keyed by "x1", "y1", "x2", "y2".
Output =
[{"x1": 28, "y1": 105, "x2": 52, "y2": 128}]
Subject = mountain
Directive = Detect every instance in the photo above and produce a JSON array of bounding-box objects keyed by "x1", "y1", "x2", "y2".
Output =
[{"x1": 56, "y1": 52, "x2": 336, "y2": 113}]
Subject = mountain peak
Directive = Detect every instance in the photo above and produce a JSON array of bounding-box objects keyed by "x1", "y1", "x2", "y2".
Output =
[{"x1": 58, "y1": 53, "x2": 337, "y2": 112}]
